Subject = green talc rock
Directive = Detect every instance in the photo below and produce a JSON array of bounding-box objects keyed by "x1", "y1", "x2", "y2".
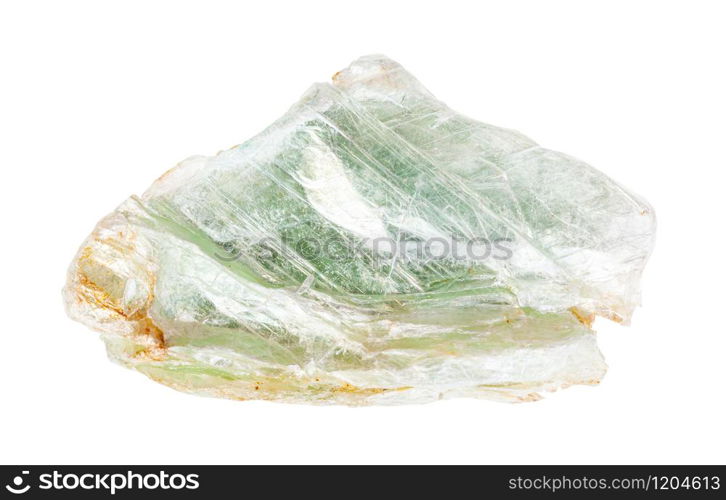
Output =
[{"x1": 63, "y1": 55, "x2": 655, "y2": 404}]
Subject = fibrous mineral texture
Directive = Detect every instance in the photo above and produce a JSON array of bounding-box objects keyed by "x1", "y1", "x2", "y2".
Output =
[{"x1": 64, "y1": 55, "x2": 655, "y2": 404}]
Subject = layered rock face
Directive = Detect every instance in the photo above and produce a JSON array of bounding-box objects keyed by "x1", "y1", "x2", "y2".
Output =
[{"x1": 64, "y1": 55, "x2": 655, "y2": 404}]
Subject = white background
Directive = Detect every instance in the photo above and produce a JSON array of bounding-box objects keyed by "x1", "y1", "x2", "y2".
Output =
[{"x1": 1, "y1": 1, "x2": 724, "y2": 465}]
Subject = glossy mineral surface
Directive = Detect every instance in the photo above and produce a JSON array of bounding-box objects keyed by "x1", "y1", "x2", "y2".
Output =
[{"x1": 64, "y1": 55, "x2": 655, "y2": 404}]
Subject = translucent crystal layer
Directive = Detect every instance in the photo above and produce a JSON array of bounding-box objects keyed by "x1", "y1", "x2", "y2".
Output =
[{"x1": 63, "y1": 55, "x2": 655, "y2": 404}]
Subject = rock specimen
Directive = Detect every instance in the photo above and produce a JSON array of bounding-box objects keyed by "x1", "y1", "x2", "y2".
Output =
[{"x1": 64, "y1": 55, "x2": 655, "y2": 404}]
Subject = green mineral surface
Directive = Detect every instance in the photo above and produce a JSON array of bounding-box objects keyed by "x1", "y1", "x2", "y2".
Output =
[{"x1": 63, "y1": 55, "x2": 655, "y2": 404}]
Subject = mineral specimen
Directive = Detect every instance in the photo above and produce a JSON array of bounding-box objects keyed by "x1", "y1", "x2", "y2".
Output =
[{"x1": 63, "y1": 55, "x2": 655, "y2": 404}]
